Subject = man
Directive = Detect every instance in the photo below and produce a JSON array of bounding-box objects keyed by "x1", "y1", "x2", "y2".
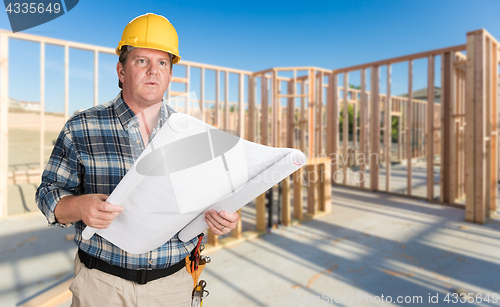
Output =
[{"x1": 36, "y1": 13, "x2": 239, "y2": 307}]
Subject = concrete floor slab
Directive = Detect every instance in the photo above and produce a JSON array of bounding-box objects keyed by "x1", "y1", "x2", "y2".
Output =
[
  {"x1": 0, "y1": 213, "x2": 75, "y2": 307},
  {"x1": 2, "y1": 185, "x2": 500, "y2": 307},
  {"x1": 202, "y1": 185, "x2": 500, "y2": 306}
]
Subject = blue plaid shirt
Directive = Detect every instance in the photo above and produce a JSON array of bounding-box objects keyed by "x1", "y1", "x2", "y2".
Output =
[{"x1": 36, "y1": 93, "x2": 198, "y2": 269}]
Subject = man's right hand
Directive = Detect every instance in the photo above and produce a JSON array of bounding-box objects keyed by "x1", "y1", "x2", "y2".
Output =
[
  {"x1": 77, "y1": 194, "x2": 124, "y2": 229},
  {"x1": 54, "y1": 194, "x2": 123, "y2": 228}
]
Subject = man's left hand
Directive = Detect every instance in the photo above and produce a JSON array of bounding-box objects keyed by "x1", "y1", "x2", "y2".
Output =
[{"x1": 204, "y1": 210, "x2": 240, "y2": 236}]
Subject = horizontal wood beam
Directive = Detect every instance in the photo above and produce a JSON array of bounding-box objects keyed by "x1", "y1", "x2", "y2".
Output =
[
  {"x1": 332, "y1": 44, "x2": 466, "y2": 74},
  {"x1": 0, "y1": 29, "x2": 116, "y2": 54},
  {"x1": 277, "y1": 94, "x2": 310, "y2": 98},
  {"x1": 171, "y1": 77, "x2": 188, "y2": 83}
]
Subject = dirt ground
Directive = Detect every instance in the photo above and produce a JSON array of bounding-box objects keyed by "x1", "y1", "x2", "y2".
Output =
[
  {"x1": 8, "y1": 111, "x2": 66, "y2": 171},
  {"x1": 8, "y1": 111, "x2": 67, "y2": 132},
  {"x1": 7, "y1": 111, "x2": 66, "y2": 215}
]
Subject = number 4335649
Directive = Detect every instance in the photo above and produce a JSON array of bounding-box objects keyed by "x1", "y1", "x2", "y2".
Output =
[
  {"x1": 444, "y1": 292, "x2": 498, "y2": 303},
  {"x1": 5, "y1": 3, "x2": 61, "y2": 14}
]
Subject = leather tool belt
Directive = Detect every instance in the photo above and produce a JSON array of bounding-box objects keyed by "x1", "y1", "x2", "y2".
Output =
[{"x1": 77, "y1": 249, "x2": 185, "y2": 285}]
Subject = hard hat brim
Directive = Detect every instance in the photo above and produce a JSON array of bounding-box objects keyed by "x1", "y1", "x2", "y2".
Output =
[{"x1": 115, "y1": 45, "x2": 180, "y2": 64}]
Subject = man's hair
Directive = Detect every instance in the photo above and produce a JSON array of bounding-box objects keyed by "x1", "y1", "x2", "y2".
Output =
[{"x1": 118, "y1": 46, "x2": 173, "y2": 89}]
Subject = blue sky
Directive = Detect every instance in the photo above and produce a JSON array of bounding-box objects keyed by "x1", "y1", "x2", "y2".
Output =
[{"x1": 1, "y1": 0, "x2": 499, "y2": 113}]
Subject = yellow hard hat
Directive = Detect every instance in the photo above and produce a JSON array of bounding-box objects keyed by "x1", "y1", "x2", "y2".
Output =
[{"x1": 116, "y1": 13, "x2": 181, "y2": 64}]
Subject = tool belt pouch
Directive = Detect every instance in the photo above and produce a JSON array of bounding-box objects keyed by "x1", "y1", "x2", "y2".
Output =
[
  {"x1": 185, "y1": 233, "x2": 206, "y2": 289},
  {"x1": 185, "y1": 256, "x2": 206, "y2": 289}
]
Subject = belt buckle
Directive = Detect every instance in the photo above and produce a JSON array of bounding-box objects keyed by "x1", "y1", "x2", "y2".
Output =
[{"x1": 137, "y1": 268, "x2": 153, "y2": 285}]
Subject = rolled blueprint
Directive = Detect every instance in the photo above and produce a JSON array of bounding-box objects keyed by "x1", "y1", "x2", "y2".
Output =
[
  {"x1": 178, "y1": 149, "x2": 305, "y2": 241},
  {"x1": 82, "y1": 113, "x2": 306, "y2": 254}
]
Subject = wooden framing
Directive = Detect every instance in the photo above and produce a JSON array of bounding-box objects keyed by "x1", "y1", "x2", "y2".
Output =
[
  {"x1": 342, "y1": 73, "x2": 349, "y2": 185},
  {"x1": 385, "y1": 65, "x2": 392, "y2": 192},
  {"x1": 465, "y1": 29, "x2": 499, "y2": 224},
  {"x1": 277, "y1": 80, "x2": 283, "y2": 147},
  {"x1": 293, "y1": 167, "x2": 304, "y2": 220},
  {"x1": 256, "y1": 193, "x2": 266, "y2": 231},
  {"x1": 319, "y1": 159, "x2": 332, "y2": 213},
  {"x1": 360, "y1": 69, "x2": 367, "y2": 188},
  {"x1": 232, "y1": 209, "x2": 242, "y2": 239},
  {"x1": 352, "y1": 101, "x2": 357, "y2": 166},
  {"x1": 9, "y1": 26, "x2": 500, "y2": 307},
  {"x1": 441, "y1": 52, "x2": 454, "y2": 203},
  {"x1": 224, "y1": 71, "x2": 229, "y2": 129},
  {"x1": 427, "y1": 55, "x2": 435, "y2": 201},
  {"x1": 330, "y1": 74, "x2": 339, "y2": 178},
  {"x1": 281, "y1": 176, "x2": 291, "y2": 226},
  {"x1": 333, "y1": 44, "x2": 466, "y2": 74},
  {"x1": 458, "y1": 53, "x2": 466, "y2": 199},
  {"x1": 300, "y1": 81, "x2": 307, "y2": 154},
  {"x1": 208, "y1": 229, "x2": 218, "y2": 246},
  {"x1": 466, "y1": 31, "x2": 484, "y2": 222},
  {"x1": 261, "y1": 74, "x2": 269, "y2": 145},
  {"x1": 490, "y1": 40, "x2": 498, "y2": 213},
  {"x1": 308, "y1": 69, "x2": 315, "y2": 157},
  {"x1": 1, "y1": 28, "x2": 497, "y2": 226},
  {"x1": 407, "y1": 60, "x2": 413, "y2": 195},
  {"x1": 271, "y1": 70, "x2": 277, "y2": 146},
  {"x1": 185, "y1": 65, "x2": 190, "y2": 114},
  {"x1": 317, "y1": 72, "x2": 324, "y2": 156},
  {"x1": 307, "y1": 163, "x2": 317, "y2": 215},
  {"x1": 18, "y1": 278, "x2": 72, "y2": 307},
  {"x1": 416, "y1": 103, "x2": 419, "y2": 159},
  {"x1": 485, "y1": 40, "x2": 492, "y2": 215},
  {"x1": 0, "y1": 34, "x2": 8, "y2": 217},
  {"x1": 200, "y1": 68, "x2": 205, "y2": 118},
  {"x1": 370, "y1": 66, "x2": 380, "y2": 191},
  {"x1": 287, "y1": 79, "x2": 295, "y2": 148},
  {"x1": 39, "y1": 43, "x2": 45, "y2": 182},
  {"x1": 248, "y1": 75, "x2": 256, "y2": 142},
  {"x1": 238, "y1": 73, "x2": 245, "y2": 137},
  {"x1": 398, "y1": 111, "x2": 403, "y2": 161},
  {"x1": 215, "y1": 69, "x2": 220, "y2": 127}
]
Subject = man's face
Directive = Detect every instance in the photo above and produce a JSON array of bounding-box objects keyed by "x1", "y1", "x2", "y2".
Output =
[{"x1": 117, "y1": 48, "x2": 172, "y2": 109}]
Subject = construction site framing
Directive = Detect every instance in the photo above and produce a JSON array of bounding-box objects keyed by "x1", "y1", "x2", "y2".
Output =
[{"x1": 0, "y1": 28, "x2": 499, "y2": 226}]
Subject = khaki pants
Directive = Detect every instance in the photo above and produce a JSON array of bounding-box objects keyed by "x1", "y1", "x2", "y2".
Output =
[{"x1": 70, "y1": 252, "x2": 193, "y2": 307}]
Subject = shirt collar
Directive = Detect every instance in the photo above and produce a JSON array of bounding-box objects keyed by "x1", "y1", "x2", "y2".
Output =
[
  {"x1": 159, "y1": 98, "x2": 176, "y2": 127},
  {"x1": 113, "y1": 92, "x2": 175, "y2": 130},
  {"x1": 113, "y1": 93, "x2": 137, "y2": 130}
]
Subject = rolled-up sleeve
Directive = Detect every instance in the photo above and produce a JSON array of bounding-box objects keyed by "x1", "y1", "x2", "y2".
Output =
[{"x1": 35, "y1": 123, "x2": 83, "y2": 227}]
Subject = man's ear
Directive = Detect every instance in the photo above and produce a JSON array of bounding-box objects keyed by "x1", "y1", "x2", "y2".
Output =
[{"x1": 117, "y1": 62, "x2": 125, "y2": 83}]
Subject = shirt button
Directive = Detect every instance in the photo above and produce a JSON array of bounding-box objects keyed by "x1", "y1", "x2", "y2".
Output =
[
  {"x1": 149, "y1": 260, "x2": 153, "y2": 264},
  {"x1": 136, "y1": 140, "x2": 140, "y2": 144}
]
